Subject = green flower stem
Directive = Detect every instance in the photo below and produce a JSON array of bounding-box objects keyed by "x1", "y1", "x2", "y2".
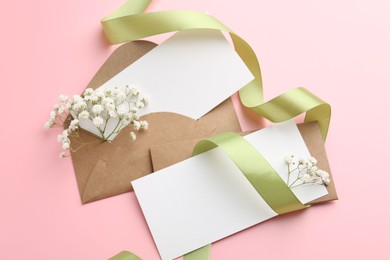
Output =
[{"x1": 103, "y1": 119, "x2": 123, "y2": 141}]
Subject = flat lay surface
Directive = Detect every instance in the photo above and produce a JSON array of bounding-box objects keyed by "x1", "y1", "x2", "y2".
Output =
[{"x1": 1, "y1": 0, "x2": 390, "y2": 259}]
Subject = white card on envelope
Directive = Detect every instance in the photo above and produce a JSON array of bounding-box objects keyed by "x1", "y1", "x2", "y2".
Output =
[
  {"x1": 79, "y1": 29, "x2": 254, "y2": 140},
  {"x1": 132, "y1": 121, "x2": 328, "y2": 260}
]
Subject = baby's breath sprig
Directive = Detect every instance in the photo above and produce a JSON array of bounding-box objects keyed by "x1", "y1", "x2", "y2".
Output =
[
  {"x1": 285, "y1": 155, "x2": 330, "y2": 188},
  {"x1": 45, "y1": 85, "x2": 149, "y2": 158}
]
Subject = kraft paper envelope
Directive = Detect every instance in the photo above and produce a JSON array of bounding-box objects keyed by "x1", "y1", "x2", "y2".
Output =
[
  {"x1": 150, "y1": 122, "x2": 338, "y2": 204},
  {"x1": 70, "y1": 40, "x2": 242, "y2": 203}
]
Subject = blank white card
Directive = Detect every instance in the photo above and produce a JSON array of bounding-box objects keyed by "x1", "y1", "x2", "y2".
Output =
[
  {"x1": 78, "y1": 29, "x2": 254, "y2": 140},
  {"x1": 132, "y1": 121, "x2": 328, "y2": 260}
]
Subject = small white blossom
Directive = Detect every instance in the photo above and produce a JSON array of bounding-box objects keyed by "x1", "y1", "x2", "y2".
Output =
[
  {"x1": 309, "y1": 156, "x2": 318, "y2": 165},
  {"x1": 50, "y1": 111, "x2": 56, "y2": 119},
  {"x1": 57, "y1": 134, "x2": 62, "y2": 143},
  {"x1": 129, "y1": 86, "x2": 139, "y2": 96},
  {"x1": 93, "y1": 116, "x2": 104, "y2": 127},
  {"x1": 108, "y1": 110, "x2": 118, "y2": 118},
  {"x1": 78, "y1": 110, "x2": 90, "y2": 120},
  {"x1": 92, "y1": 104, "x2": 104, "y2": 115},
  {"x1": 129, "y1": 132, "x2": 137, "y2": 141},
  {"x1": 285, "y1": 154, "x2": 294, "y2": 164},
  {"x1": 132, "y1": 120, "x2": 141, "y2": 131},
  {"x1": 140, "y1": 121, "x2": 148, "y2": 130},
  {"x1": 69, "y1": 119, "x2": 79, "y2": 131},
  {"x1": 62, "y1": 142, "x2": 70, "y2": 150},
  {"x1": 136, "y1": 101, "x2": 144, "y2": 109},
  {"x1": 58, "y1": 94, "x2": 69, "y2": 102},
  {"x1": 83, "y1": 88, "x2": 94, "y2": 96},
  {"x1": 130, "y1": 107, "x2": 139, "y2": 114},
  {"x1": 73, "y1": 95, "x2": 83, "y2": 103},
  {"x1": 117, "y1": 104, "x2": 129, "y2": 116},
  {"x1": 59, "y1": 152, "x2": 66, "y2": 158},
  {"x1": 141, "y1": 96, "x2": 149, "y2": 105},
  {"x1": 44, "y1": 121, "x2": 52, "y2": 129},
  {"x1": 66, "y1": 101, "x2": 72, "y2": 110},
  {"x1": 72, "y1": 101, "x2": 87, "y2": 112},
  {"x1": 62, "y1": 130, "x2": 69, "y2": 138},
  {"x1": 57, "y1": 106, "x2": 65, "y2": 114}
]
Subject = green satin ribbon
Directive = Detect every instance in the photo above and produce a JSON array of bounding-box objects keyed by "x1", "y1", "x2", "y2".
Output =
[
  {"x1": 101, "y1": 0, "x2": 331, "y2": 140},
  {"x1": 109, "y1": 251, "x2": 141, "y2": 260},
  {"x1": 193, "y1": 132, "x2": 306, "y2": 215},
  {"x1": 103, "y1": 1, "x2": 331, "y2": 259}
]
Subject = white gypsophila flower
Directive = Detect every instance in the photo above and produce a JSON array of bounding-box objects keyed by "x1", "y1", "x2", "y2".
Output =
[
  {"x1": 44, "y1": 121, "x2": 52, "y2": 129},
  {"x1": 57, "y1": 134, "x2": 63, "y2": 143},
  {"x1": 78, "y1": 110, "x2": 90, "y2": 120},
  {"x1": 73, "y1": 95, "x2": 83, "y2": 103},
  {"x1": 324, "y1": 178, "x2": 331, "y2": 185},
  {"x1": 58, "y1": 94, "x2": 69, "y2": 102},
  {"x1": 121, "y1": 118, "x2": 130, "y2": 127},
  {"x1": 129, "y1": 86, "x2": 139, "y2": 96},
  {"x1": 131, "y1": 113, "x2": 139, "y2": 121},
  {"x1": 129, "y1": 132, "x2": 136, "y2": 141},
  {"x1": 286, "y1": 155, "x2": 331, "y2": 188},
  {"x1": 316, "y1": 170, "x2": 328, "y2": 178},
  {"x1": 302, "y1": 173, "x2": 312, "y2": 182},
  {"x1": 103, "y1": 89, "x2": 112, "y2": 97},
  {"x1": 50, "y1": 111, "x2": 56, "y2": 119},
  {"x1": 89, "y1": 94, "x2": 99, "y2": 103},
  {"x1": 306, "y1": 161, "x2": 313, "y2": 168},
  {"x1": 66, "y1": 101, "x2": 72, "y2": 110},
  {"x1": 62, "y1": 142, "x2": 70, "y2": 150},
  {"x1": 130, "y1": 107, "x2": 139, "y2": 114},
  {"x1": 136, "y1": 101, "x2": 144, "y2": 109},
  {"x1": 59, "y1": 152, "x2": 66, "y2": 159},
  {"x1": 285, "y1": 155, "x2": 293, "y2": 164},
  {"x1": 309, "y1": 156, "x2": 318, "y2": 165},
  {"x1": 72, "y1": 101, "x2": 87, "y2": 112},
  {"x1": 112, "y1": 88, "x2": 126, "y2": 104},
  {"x1": 62, "y1": 129, "x2": 69, "y2": 138},
  {"x1": 117, "y1": 103, "x2": 129, "y2": 116},
  {"x1": 69, "y1": 119, "x2": 79, "y2": 131},
  {"x1": 46, "y1": 85, "x2": 149, "y2": 157},
  {"x1": 93, "y1": 116, "x2": 104, "y2": 127},
  {"x1": 84, "y1": 88, "x2": 94, "y2": 96},
  {"x1": 141, "y1": 96, "x2": 149, "y2": 106},
  {"x1": 92, "y1": 104, "x2": 104, "y2": 115},
  {"x1": 57, "y1": 106, "x2": 65, "y2": 114},
  {"x1": 140, "y1": 121, "x2": 148, "y2": 130},
  {"x1": 108, "y1": 110, "x2": 118, "y2": 118},
  {"x1": 95, "y1": 91, "x2": 105, "y2": 99},
  {"x1": 132, "y1": 120, "x2": 141, "y2": 131},
  {"x1": 102, "y1": 97, "x2": 115, "y2": 110}
]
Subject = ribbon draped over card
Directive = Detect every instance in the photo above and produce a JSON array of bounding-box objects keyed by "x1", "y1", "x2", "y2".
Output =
[{"x1": 193, "y1": 132, "x2": 306, "y2": 214}]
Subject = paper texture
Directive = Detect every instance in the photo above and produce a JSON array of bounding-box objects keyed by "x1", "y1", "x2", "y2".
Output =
[
  {"x1": 70, "y1": 40, "x2": 242, "y2": 203},
  {"x1": 78, "y1": 29, "x2": 254, "y2": 140},
  {"x1": 132, "y1": 122, "x2": 328, "y2": 260}
]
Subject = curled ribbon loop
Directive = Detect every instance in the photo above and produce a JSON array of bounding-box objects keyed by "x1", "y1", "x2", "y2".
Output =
[{"x1": 101, "y1": 0, "x2": 331, "y2": 140}]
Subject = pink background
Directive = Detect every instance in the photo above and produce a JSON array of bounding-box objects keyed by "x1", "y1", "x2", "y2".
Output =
[{"x1": 2, "y1": 0, "x2": 389, "y2": 259}]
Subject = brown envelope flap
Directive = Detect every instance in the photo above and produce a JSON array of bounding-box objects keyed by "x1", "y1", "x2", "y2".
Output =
[
  {"x1": 150, "y1": 122, "x2": 337, "y2": 204},
  {"x1": 78, "y1": 112, "x2": 217, "y2": 203}
]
